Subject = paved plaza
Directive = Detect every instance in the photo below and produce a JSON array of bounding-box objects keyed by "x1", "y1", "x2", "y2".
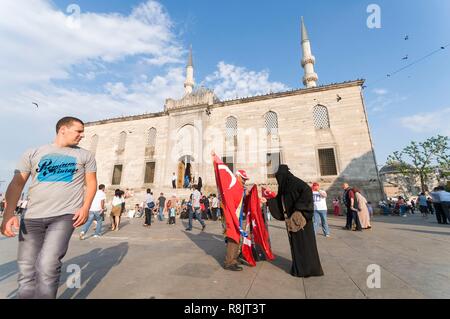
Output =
[{"x1": 1, "y1": 213, "x2": 449, "y2": 299}]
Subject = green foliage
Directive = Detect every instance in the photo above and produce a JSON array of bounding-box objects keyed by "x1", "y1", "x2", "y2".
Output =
[{"x1": 387, "y1": 135, "x2": 450, "y2": 192}]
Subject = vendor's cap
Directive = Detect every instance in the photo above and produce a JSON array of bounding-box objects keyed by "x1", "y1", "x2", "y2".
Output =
[{"x1": 236, "y1": 169, "x2": 249, "y2": 180}]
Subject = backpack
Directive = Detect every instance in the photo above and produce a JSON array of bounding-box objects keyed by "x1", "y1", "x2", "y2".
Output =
[{"x1": 147, "y1": 201, "x2": 155, "y2": 209}]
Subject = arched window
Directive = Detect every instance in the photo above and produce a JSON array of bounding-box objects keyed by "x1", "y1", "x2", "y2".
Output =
[
  {"x1": 118, "y1": 131, "x2": 127, "y2": 153},
  {"x1": 264, "y1": 111, "x2": 279, "y2": 135},
  {"x1": 313, "y1": 105, "x2": 330, "y2": 129},
  {"x1": 225, "y1": 116, "x2": 237, "y2": 139},
  {"x1": 90, "y1": 134, "x2": 99, "y2": 154},
  {"x1": 225, "y1": 116, "x2": 238, "y2": 149},
  {"x1": 147, "y1": 128, "x2": 157, "y2": 147}
]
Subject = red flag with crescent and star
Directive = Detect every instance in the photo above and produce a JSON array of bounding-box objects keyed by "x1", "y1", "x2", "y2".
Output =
[
  {"x1": 247, "y1": 185, "x2": 275, "y2": 261},
  {"x1": 212, "y1": 154, "x2": 243, "y2": 244}
]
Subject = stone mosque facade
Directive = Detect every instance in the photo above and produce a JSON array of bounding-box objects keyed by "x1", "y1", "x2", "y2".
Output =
[{"x1": 80, "y1": 18, "x2": 384, "y2": 207}]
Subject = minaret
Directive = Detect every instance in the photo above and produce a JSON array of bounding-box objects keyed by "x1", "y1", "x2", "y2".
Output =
[
  {"x1": 184, "y1": 45, "x2": 195, "y2": 95},
  {"x1": 301, "y1": 17, "x2": 318, "y2": 88}
]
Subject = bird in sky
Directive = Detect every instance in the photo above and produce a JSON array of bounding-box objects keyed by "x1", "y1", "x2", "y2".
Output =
[
  {"x1": 402, "y1": 55, "x2": 408, "y2": 60},
  {"x1": 404, "y1": 35, "x2": 409, "y2": 40},
  {"x1": 32, "y1": 102, "x2": 38, "y2": 108}
]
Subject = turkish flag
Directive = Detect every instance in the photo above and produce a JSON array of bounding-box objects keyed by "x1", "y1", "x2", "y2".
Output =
[
  {"x1": 248, "y1": 185, "x2": 275, "y2": 261},
  {"x1": 261, "y1": 187, "x2": 276, "y2": 200},
  {"x1": 212, "y1": 154, "x2": 243, "y2": 244}
]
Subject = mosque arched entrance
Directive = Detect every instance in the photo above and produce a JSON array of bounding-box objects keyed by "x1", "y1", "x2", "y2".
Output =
[
  {"x1": 177, "y1": 155, "x2": 195, "y2": 188},
  {"x1": 175, "y1": 124, "x2": 200, "y2": 188}
]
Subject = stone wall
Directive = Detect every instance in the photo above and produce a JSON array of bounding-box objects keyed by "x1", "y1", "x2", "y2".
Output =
[{"x1": 80, "y1": 81, "x2": 384, "y2": 210}]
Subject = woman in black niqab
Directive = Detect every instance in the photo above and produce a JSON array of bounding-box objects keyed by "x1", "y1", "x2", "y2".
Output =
[{"x1": 274, "y1": 164, "x2": 324, "y2": 277}]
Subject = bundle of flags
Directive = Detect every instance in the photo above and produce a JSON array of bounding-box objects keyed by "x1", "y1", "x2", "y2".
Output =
[{"x1": 212, "y1": 154, "x2": 274, "y2": 266}]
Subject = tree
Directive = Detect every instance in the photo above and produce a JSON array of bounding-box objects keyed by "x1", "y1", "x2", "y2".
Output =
[{"x1": 387, "y1": 135, "x2": 450, "y2": 193}]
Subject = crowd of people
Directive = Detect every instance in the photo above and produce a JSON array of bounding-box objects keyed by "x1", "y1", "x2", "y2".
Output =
[
  {"x1": 378, "y1": 186, "x2": 450, "y2": 224},
  {"x1": 1, "y1": 116, "x2": 449, "y2": 299},
  {"x1": 75, "y1": 185, "x2": 225, "y2": 238}
]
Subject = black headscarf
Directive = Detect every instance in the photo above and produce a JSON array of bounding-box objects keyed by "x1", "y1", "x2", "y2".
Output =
[{"x1": 274, "y1": 164, "x2": 314, "y2": 220}]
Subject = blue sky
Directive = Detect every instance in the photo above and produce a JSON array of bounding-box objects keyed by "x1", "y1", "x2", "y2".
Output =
[{"x1": 0, "y1": 0, "x2": 449, "y2": 192}]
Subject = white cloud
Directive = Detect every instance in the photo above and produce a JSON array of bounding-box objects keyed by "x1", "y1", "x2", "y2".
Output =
[
  {"x1": 400, "y1": 108, "x2": 450, "y2": 135},
  {"x1": 204, "y1": 61, "x2": 289, "y2": 100},
  {"x1": 373, "y1": 88, "x2": 388, "y2": 95},
  {"x1": 0, "y1": 0, "x2": 183, "y2": 93},
  {"x1": 366, "y1": 92, "x2": 407, "y2": 113}
]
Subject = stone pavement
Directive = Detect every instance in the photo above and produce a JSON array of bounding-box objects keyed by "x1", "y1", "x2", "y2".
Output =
[{"x1": 0, "y1": 213, "x2": 449, "y2": 299}]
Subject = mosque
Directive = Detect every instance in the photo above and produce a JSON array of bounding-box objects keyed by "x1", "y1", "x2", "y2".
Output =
[{"x1": 80, "y1": 17, "x2": 384, "y2": 206}]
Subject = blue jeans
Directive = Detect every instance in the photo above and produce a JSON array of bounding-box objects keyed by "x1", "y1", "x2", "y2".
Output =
[
  {"x1": 158, "y1": 206, "x2": 165, "y2": 221},
  {"x1": 81, "y1": 210, "x2": 103, "y2": 236},
  {"x1": 187, "y1": 207, "x2": 205, "y2": 229},
  {"x1": 214, "y1": 208, "x2": 221, "y2": 219},
  {"x1": 313, "y1": 210, "x2": 330, "y2": 236},
  {"x1": 17, "y1": 214, "x2": 74, "y2": 299}
]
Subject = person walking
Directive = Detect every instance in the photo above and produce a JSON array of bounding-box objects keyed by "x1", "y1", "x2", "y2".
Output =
[
  {"x1": 332, "y1": 197, "x2": 341, "y2": 216},
  {"x1": 211, "y1": 194, "x2": 220, "y2": 221},
  {"x1": 312, "y1": 182, "x2": 330, "y2": 237},
  {"x1": 437, "y1": 187, "x2": 450, "y2": 224},
  {"x1": 342, "y1": 183, "x2": 362, "y2": 231},
  {"x1": 144, "y1": 188, "x2": 155, "y2": 227},
  {"x1": 418, "y1": 193, "x2": 429, "y2": 218},
  {"x1": 167, "y1": 195, "x2": 177, "y2": 225},
  {"x1": 157, "y1": 193, "x2": 166, "y2": 221},
  {"x1": 111, "y1": 189, "x2": 124, "y2": 230},
  {"x1": 430, "y1": 187, "x2": 445, "y2": 224},
  {"x1": 354, "y1": 188, "x2": 371, "y2": 229},
  {"x1": 1, "y1": 116, "x2": 97, "y2": 299},
  {"x1": 80, "y1": 184, "x2": 106, "y2": 239},
  {"x1": 185, "y1": 185, "x2": 206, "y2": 231},
  {"x1": 172, "y1": 172, "x2": 176, "y2": 189}
]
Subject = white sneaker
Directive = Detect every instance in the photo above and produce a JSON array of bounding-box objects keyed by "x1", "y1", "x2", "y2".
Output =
[
  {"x1": 325, "y1": 234, "x2": 331, "y2": 238},
  {"x1": 79, "y1": 232, "x2": 85, "y2": 240},
  {"x1": 93, "y1": 235, "x2": 100, "y2": 238}
]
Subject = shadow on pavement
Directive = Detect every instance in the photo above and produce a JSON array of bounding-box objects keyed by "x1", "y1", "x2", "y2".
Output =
[
  {"x1": 58, "y1": 242, "x2": 129, "y2": 299},
  {"x1": 181, "y1": 221, "x2": 225, "y2": 267},
  {"x1": 4, "y1": 243, "x2": 129, "y2": 299},
  {"x1": 391, "y1": 228, "x2": 450, "y2": 236},
  {"x1": 370, "y1": 215, "x2": 450, "y2": 229},
  {"x1": 0, "y1": 260, "x2": 18, "y2": 283}
]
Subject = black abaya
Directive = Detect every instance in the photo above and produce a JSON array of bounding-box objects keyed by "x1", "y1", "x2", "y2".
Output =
[{"x1": 275, "y1": 165, "x2": 324, "y2": 277}]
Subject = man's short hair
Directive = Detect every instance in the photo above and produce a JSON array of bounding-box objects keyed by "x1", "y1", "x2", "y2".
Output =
[
  {"x1": 147, "y1": 188, "x2": 151, "y2": 193},
  {"x1": 99, "y1": 184, "x2": 105, "y2": 190},
  {"x1": 56, "y1": 116, "x2": 84, "y2": 133}
]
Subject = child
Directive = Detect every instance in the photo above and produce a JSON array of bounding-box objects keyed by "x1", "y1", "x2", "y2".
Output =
[
  {"x1": 167, "y1": 196, "x2": 177, "y2": 225},
  {"x1": 332, "y1": 198, "x2": 341, "y2": 216},
  {"x1": 367, "y1": 201, "x2": 374, "y2": 218}
]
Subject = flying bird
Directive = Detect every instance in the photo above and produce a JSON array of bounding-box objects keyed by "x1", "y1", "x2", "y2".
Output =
[
  {"x1": 402, "y1": 55, "x2": 408, "y2": 60},
  {"x1": 441, "y1": 46, "x2": 445, "y2": 50},
  {"x1": 32, "y1": 102, "x2": 38, "y2": 108},
  {"x1": 404, "y1": 35, "x2": 409, "y2": 40},
  {"x1": 336, "y1": 94, "x2": 342, "y2": 102}
]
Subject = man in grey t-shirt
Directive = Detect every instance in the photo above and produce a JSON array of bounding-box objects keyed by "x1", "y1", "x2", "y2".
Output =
[{"x1": 1, "y1": 116, "x2": 97, "y2": 299}]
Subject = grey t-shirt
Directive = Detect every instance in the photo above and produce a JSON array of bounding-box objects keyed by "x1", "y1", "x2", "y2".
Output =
[{"x1": 16, "y1": 144, "x2": 97, "y2": 219}]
